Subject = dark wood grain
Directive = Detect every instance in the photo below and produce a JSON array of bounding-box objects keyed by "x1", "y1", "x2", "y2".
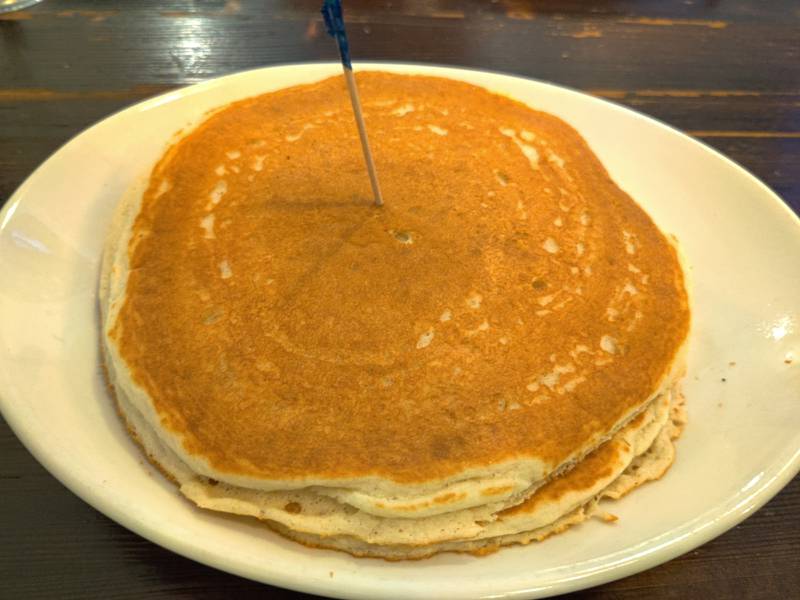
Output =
[{"x1": 1, "y1": 1, "x2": 798, "y2": 598}]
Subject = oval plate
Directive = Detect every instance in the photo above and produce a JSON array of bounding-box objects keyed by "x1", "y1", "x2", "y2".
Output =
[{"x1": 1, "y1": 63, "x2": 799, "y2": 599}]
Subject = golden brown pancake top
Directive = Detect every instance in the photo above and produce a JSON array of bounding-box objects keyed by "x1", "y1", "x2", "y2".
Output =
[{"x1": 112, "y1": 73, "x2": 689, "y2": 484}]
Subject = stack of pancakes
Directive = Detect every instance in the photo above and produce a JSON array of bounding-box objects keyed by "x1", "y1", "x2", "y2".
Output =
[{"x1": 100, "y1": 73, "x2": 690, "y2": 559}]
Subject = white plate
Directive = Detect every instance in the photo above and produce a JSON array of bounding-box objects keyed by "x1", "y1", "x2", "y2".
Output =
[{"x1": 1, "y1": 63, "x2": 799, "y2": 599}]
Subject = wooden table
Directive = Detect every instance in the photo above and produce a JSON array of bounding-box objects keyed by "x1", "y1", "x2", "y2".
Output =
[{"x1": 1, "y1": 1, "x2": 797, "y2": 598}]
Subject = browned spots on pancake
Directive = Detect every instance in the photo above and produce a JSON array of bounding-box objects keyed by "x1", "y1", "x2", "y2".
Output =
[
  {"x1": 284, "y1": 502, "x2": 302, "y2": 514},
  {"x1": 481, "y1": 485, "x2": 514, "y2": 497},
  {"x1": 433, "y1": 492, "x2": 466, "y2": 504},
  {"x1": 391, "y1": 493, "x2": 466, "y2": 511},
  {"x1": 112, "y1": 72, "x2": 689, "y2": 485},
  {"x1": 468, "y1": 545, "x2": 502, "y2": 557},
  {"x1": 626, "y1": 409, "x2": 649, "y2": 429},
  {"x1": 394, "y1": 504, "x2": 427, "y2": 512}
]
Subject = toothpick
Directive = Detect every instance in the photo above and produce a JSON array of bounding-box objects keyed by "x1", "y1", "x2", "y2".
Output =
[
  {"x1": 342, "y1": 68, "x2": 384, "y2": 207},
  {"x1": 321, "y1": 0, "x2": 384, "y2": 207}
]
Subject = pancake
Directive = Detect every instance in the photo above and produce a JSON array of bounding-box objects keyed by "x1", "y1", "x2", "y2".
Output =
[
  {"x1": 100, "y1": 72, "x2": 690, "y2": 556},
  {"x1": 104, "y1": 341, "x2": 680, "y2": 550}
]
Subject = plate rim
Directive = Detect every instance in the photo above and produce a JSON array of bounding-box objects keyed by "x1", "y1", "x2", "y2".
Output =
[{"x1": 1, "y1": 61, "x2": 799, "y2": 600}]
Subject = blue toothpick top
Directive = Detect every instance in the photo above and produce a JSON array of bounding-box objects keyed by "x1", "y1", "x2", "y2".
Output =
[{"x1": 321, "y1": 0, "x2": 352, "y2": 70}]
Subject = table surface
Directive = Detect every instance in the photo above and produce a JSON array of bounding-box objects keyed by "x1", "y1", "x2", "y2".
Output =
[{"x1": 1, "y1": 1, "x2": 798, "y2": 598}]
